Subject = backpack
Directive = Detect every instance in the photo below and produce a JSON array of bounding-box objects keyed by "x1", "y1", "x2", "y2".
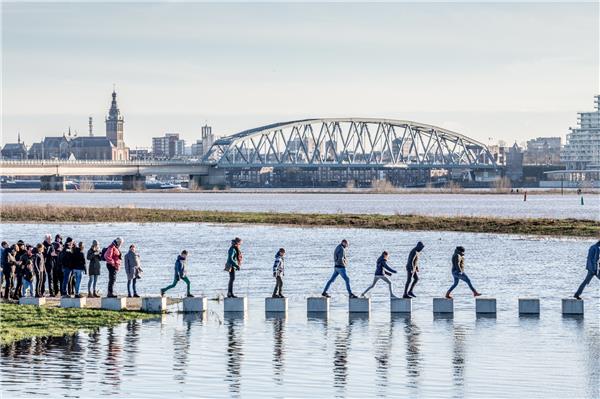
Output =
[{"x1": 101, "y1": 247, "x2": 109, "y2": 262}]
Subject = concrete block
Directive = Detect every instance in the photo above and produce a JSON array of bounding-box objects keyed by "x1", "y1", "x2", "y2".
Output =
[
  {"x1": 349, "y1": 297, "x2": 370, "y2": 313},
  {"x1": 475, "y1": 298, "x2": 497, "y2": 314},
  {"x1": 518, "y1": 298, "x2": 540, "y2": 315},
  {"x1": 433, "y1": 298, "x2": 453, "y2": 313},
  {"x1": 224, "y1": 297, "x2": 247, "y2": 312},
  {"x1": 562, "y1": 298, "x2": 584, "y2": 315},
  {"x1": 307, "y1": 297, "x2": 330, "y2": 313},
  {"x1": 101, "y1": 297, "x2": 127, "y2": 311},
  {"x1": 265, "y1": 297, "x2": 288, "y2": 313},
  {"x1": 19, "y1": 297, "x2": 46, "y2": 306},
  {"x1": 390, "y1": 297, "x2": 411, "y2": 313},
  {"x1": 142, "y1": 297, "x2": 167, "y2": 313},
  {"x1": 183, "y1": 297, "x2": 208, "y2": 312},
  {"x1": 61, "y1": 297, "x2": 87, "y2": 308}
]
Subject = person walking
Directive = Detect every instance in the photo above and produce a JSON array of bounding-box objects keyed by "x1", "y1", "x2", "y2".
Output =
[
  {"x1": 104, "y1": 238, "x2": 123, "y2": 298},
  {"x1": 87, "y1": 240, "x2": 102, "y2": 297},
  {"x1": 125, "y1": 244, "x2": 142, "y2": 298},
  {"x1": 33, "y1": 243, "x2": 46, "y2": 297},
  {"x1": 361, "y1": 251, "x2": 398, "y2": 298},
  {"x1": 160, "y1": 250, "x2": 193, "y2": 297},
  {"x1": 322, "y1": 239, "x2": 357, "y2": 298},
  {"x1": 573, "y1": 240, "x2": 600, "y2": 300},
  {"x1": 60, "y1": 238, "x2": 75, "y2": 297},
  {"x1": 51, "y1": 235, "x2": 63, "y2": 297},
  {"x1": 225, "y1": 238, "x2": 242, "y2": 298},
  {"x1": 403, "y1": 241, "x2": 424, "y2": 298},
  {"x1": 272, "y1": 248, "x2": 286, "y2": 298},
  {"x1": 72, "y1": 242, "x2": 87, "y2": 298},
  {"x1": 445, "y1": 246, "x2": 481, "y2": 299}
]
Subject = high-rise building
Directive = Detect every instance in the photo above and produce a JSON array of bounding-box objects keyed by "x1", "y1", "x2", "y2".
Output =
[
  {"x1": 561, "y1": 95, "x2": 600, "y2": 170},
  {"x1": 152, "y1": 133, "x2": 185, "y2": 159}
]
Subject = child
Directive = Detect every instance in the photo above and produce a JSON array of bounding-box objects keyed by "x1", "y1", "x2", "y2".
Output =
[
  {"x1": 272, "y1": 248, "x2": 286, "y2": 298},
  {"x1": 361, "y1": 251, "x2": 398, "y2": 298},
  {"x1": 445, "y1": 246, "x2": 481, "y2": 298},
  {"x1": 22, "y1": 259, "x2": 35, "y2": 297},
  {"x1": 160, "y1": 250, "x2": 193, "y2": 297}
]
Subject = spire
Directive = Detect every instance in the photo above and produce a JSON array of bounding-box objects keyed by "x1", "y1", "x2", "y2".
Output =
[{"x1": 17, "y1": 132, "x2": 21, "y2": 144}]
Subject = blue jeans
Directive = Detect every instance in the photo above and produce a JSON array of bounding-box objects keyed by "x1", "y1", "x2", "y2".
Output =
[
  {"x1": 88, "y1": 275, "x2": 98, "y2": 294},
  {"x1": 22, "y1": 278, "x2": 34, "y2": 297},
  {"x1": 61, "y1": 267, "x2": 73, "y2": 295},
  {"x1": 447, "y1": 272, "x2": 476, "y2": 294},
  {"x1": 72, "y1": 270, "x2": 83, "y2": 295},
  {"x1": 575, "y1": 270, "x2": 599, "y2": 297},
  {"x1": 323, "y1": 267, "x2": 352, "y2": 294}
]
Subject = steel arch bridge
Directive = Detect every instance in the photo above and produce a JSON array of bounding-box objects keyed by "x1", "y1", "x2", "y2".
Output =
[{"x1": 204, "y1": 118, "x2": 496, "y2": 169}]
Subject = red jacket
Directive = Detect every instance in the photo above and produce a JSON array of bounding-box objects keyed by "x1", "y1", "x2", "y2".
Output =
[{"x1": 104, "y1": 244, "x2": 122, "y2": 270}]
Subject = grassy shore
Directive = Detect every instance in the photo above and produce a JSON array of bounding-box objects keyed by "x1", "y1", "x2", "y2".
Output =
[
  {"x1": 0, "y1": 303, "x2": 157, "y2": 345},
  {"x1": 1, "y1": 204, "x2": 598, "y2": 237}
]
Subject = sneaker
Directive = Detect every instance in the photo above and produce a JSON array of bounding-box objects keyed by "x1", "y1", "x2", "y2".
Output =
[
  {"x1": 403, "y1": 294, "x2": 411, "y2": 299},
  {"x1": 322, "y1": 292, "x2": 331, "y2": 298},
  {"x1": 187, "y1": 293, "x2": 194, "y2": 298},
  {"x1": 574, "y1": 294, "x2": 582, "y2": 300},
  {"x1": 408, "y1": 292, "x2": 417, "y2": 298},
  {"x1": 278, "y1": 295, "x2": 285, "y2": 298},
  {"x1": 445, "y1": 293, "x2": 453, "y2": 299},
  {"x1": 349, "y1": 293, "x2": 358, "y2": 299},
  {"x1": 133, "y1": 294, "x2": 140, "y2": 298},
  {"x1": 272, "y1": 294, "x2": 279, "y2": 298},
  {"x1": 127, "y1": 294, "x2": 133, "y2": 298},
  {"x1": 473, "y1": 292, "x2": 482, "y2": 297}
]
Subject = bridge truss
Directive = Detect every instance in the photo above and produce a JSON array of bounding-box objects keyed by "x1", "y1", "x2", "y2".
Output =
[{"x1": 204, "y1": 118, "x2": 496, "y2": 169}]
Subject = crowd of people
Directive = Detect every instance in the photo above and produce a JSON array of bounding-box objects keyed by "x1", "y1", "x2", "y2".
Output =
[{"x1": 1, "y1": 234, "x2": 598, "y2": 301}]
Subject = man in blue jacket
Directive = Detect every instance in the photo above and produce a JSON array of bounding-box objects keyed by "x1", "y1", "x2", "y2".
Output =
[
  {"x1": 322, "y1": 239, "x2": 357, "y2": 298},
  {"x1": 360, "y1": 251, "x2": 398, "y2": 298},
  {"x1": 574, "y1": 240, "x2": 600, "y2": 300},
  {"x1": 161, "y1": 250, "x2": 194, "y2": 297}
]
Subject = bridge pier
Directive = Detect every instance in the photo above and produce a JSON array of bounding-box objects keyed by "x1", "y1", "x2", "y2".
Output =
[
  {"x1": 189, "y1": 168, "x2": 226, "y2": 190},
  {"x1": 122, "y1": 174, "x2": 146, "y2": 191},
  {"x1": 40, "y1": 175, "x2": 66, "y2": 191}
]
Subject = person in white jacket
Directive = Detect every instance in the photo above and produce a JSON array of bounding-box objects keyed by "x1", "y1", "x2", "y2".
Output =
[
  {"x1": 124, "y1": 244, "x2": 142, "y2": 297},
  {"x1": 272, "y1": 248, "x2": 286, "y2": 298}
]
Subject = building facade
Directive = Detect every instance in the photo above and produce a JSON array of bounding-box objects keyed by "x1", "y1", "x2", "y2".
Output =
[
  {"x1": 523, "y1": 137, "x2": 562, "y2": 165},
  {"x1": 561, "y1": 95, "x2": 600, "y2": 170},
  {"x1": 152, "y1": 133, "x2": 185, "y2": 159}
]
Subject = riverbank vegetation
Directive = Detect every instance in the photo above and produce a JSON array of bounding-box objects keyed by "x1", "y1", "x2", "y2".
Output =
[
  {"x1": 0, "y1": 303, "x2": 156, "y2": 345},
  {"x1": 2, "y1": 205, "x2": 597, "y2": 238}
]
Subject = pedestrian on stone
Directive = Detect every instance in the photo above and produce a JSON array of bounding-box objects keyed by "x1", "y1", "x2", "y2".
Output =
[
  {"x1": 14, "y1": 240, "x2": 27, "y2": 299},
  {"x1": 225, "y1": 237, "x2": 242, "y2": 298},
  {"x1": 33, "y1": 243, "x2": 46, "y2": 297},
  {"x1": 403, "y1": 241, "x2": 424, "y2": 298},
  {"x1": 0, "y1": 241, "x2": 7, "y2": 292},
  {"x1": 161, "y1": 250, "x2": 193, "y2": 297},
  {"x1": 322, "y1": 239, "x2": 357, "y2": 298},
  {"x1": 87, "y1": 240, "x2": 102, "y2": 297},
  {"x1": 272, "y1": 248, "x2": 286, "y2": 298},
  {"x1": 72, "y1": 242, "x2": 87, "y2": 298},
  {"x1": 21, "y1": 258, "x2": 35, "y2": 298},
  {"x1": 42, "y1": 234, "x2": 55, "y2": 296},
  {"x1": 125, "y1": 244, "x2": 142, "y2": 298},
  {"x1": 573, "y1": 239, "x2": 600, "y2": 300},
  {"x1": 2, "y1": 245, "x2": 17, "y2": 299},
  {"x1": 60, "y1": 237, "x2": 75, "y2": 297},
  {"x1": 361, "y1": 251, "x2": 398, "y2": 298},
  {"x1": 445, "y1": 246, "x2": 481, "y2": 299},
  {"x1": 51, "y1": 234, "x2": 63, "y2": 297},
  {"x1": 104, "y1": 237, "x2": 123, "y2": 298}
]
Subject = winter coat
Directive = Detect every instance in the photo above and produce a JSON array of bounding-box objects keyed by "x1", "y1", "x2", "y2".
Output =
[
  {"x1": 334, "y1": 244, "x2": 348, "y2": 268},
  {"x1": 273, "y1": 253, "x2": 285, "y2": 278},
  {"x1": 174, "y1": 255, "x2": 188, "y2": 280},
  {"x1": 33, "y1": 252, "x2": 45, "y2": 274},
  {"x1": 375, "y1": 255, "x2": 396, "y2": 276},
  {"x1": 125, "y1": 250, "x2": 141, "y2": 280},
  {"x1": 586, "y1": 241, "x2": 600, "y2": 275},
  {"x1": 87, "y1": 248, "x2": 102, "y2": 276},
  {"x1": 225, "y1": 246, "x2": 240, "y2": 272},
  {"x1": 104, "y1": 243, "x2": 122, "y2": 270},
  {"x1": 72, "y1": 248, "x2": 86, "y2": 271},
  {"x1": 451, "y1": 250, "x2": 465, "y2": 274}
]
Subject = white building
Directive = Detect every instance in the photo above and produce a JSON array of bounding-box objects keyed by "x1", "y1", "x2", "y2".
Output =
[{"x1": 561, "y1": 95, "x2": 600, "y2": 170}]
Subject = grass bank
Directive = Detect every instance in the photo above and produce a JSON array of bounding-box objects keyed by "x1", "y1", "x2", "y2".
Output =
[
  {"x1": 1, "y1": 204, "x2": 598, "y2": 238},
  {"x1": 0, "y1": 303, "x2": 157, "y2": 345}
]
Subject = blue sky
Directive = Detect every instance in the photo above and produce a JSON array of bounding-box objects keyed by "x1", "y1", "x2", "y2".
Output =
[{"x1": 2, "y1": 2, "x2": 598, "y2": 148}]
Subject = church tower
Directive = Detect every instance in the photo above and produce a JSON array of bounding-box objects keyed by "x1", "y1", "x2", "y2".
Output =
[{"x1": 105, "y1": 89, "x2": 124, "y2": 147}]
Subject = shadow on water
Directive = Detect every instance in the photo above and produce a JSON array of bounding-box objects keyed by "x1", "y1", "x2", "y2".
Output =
[{"x1": 225, "y1": 315, "x2": 244, "y2": 399}]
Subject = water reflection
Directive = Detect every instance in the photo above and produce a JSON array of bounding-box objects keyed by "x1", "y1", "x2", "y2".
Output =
[
  {"x1": 452, "y1": 324, "x2": 467, "y2": 399},
  {"x1": 373, "y1": 321, "x2": 393, "y2": 397},
  {"x1": 123, "y1": 320, "x2": 140, "y2": 378},
  {"x1": 102, "y1": 327, "x2": 123, "y2": 395},
  {"x1": 395, "y1": 315, "x2": 422, "y2": 394},
  {"x1": 172, "y1": 315, "x2": 195, "y2": 385},
  {"x1": 563, "y1": 315, "x2": 599, "y2": 398},
  {"x1": 225, "y1": 316, "x2": 244, "y2": 398},
  {"x1": 269, "y1": 314, "x2": 286, "y2": 387}
]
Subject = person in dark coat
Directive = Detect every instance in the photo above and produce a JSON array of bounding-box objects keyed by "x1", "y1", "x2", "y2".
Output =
[
  {"x1": 403, "y1": 241, "x2": 424, "y2": 298},
  {"x1": 33, "y1": 243, "x2": 46, "y2": 297},
  {"x1": 322, "y1": 239, "x2": 357, "y2": 298},
  {"x1": 15, "y1": 243, "x2": 32, "y2": 299},
  {"x1": 445, "y1": 246, "x2": 481, "y2": 299},
  {"x1": 224, "y1": 238, "x2": 242, "y2": 298},
  {"x1": 87, "y1": 240, "x2": 102, "y2": 297},
  {"x1": 574, "y1": 240, "x2": 600, "y2": 300},
  {"x1": 2, "y1": 245, "x2": 17, "y2": 299},
  {"x1": 360, "y1": 251, "x2": 398, "y2": 298},
  {"x1": 51, "y1": 235, "x2": 63, "y2": 297},
  {"x1": 60, "y1": 237, "x2": 74, "y2": 297},
  {"x1": 42, "y1": 234, "x2": 54, "y2": 296},
  {"x1": 161, "y1": 250, "x2": 193, "y2": 297},
  {"x1": 72, "y1": 242, "x2": 87, "y2": 298}
]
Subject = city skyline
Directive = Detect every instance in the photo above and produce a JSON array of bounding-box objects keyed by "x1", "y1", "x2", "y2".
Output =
[{"x1": 2, "y1": 2, "x2": 598, "y2": 147}]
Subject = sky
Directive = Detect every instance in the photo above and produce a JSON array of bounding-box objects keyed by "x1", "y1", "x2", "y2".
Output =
[{"x1": 2, "y1": 1, "x2": 598, "y2": 148}]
